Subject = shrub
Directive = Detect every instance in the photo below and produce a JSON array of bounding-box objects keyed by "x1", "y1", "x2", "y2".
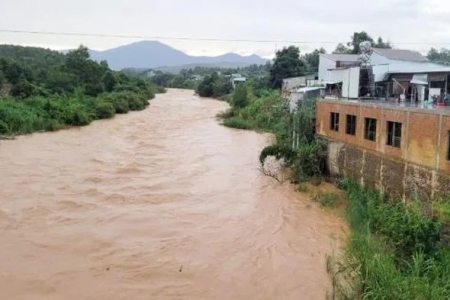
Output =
[
  {"x1": 259, "y1": 144, "x2": 296, "y2": 166},
  {"x1": 291, "y1": 140, "x2": 328, "y2": 182},
  {"x1": 95, "y1": 101, "x2": 115, "y2": 119},
  {"x1": 222, "y1": 117, "x2": 252, "y2": 130},
  {"x1": 0, "y1": 101, "x2": 43, "y2": 134},
  {"x1": 105, "y1": 93, "x2": 130, "y2": 114},
  {"x1": 313, "y1": 191, "x2": 338, "y2": 207},
  {"x1": 297, "y1": 182, "x2": 308, "y2": 192},
  {"x1": 0, "y1": 119, "x2": 9, "y2": 134},
  {"x1": 63, "y1": 103, "x2": 94, "y2": 126},
  {"x1": 127, "y1": 93, "x2": 146, "y2": 111},
  {"x1": 232, "y1": 84, "x2": 248, "y2": 108},
  {"x1": 44, "y1": 119, "x2": 64, "y2": 131}
]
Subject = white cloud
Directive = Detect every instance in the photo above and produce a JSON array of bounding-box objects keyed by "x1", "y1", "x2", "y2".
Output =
[{"x1": 1, "y1": 0, "x2": 450, "y2": 56}]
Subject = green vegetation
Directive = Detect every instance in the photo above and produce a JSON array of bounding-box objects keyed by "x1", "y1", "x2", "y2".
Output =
[
  {"x1": 217, "y1": 81, "x2": 326, "y2": 183},
  {"x1": 313, "y1": 191, "x2": 339, "y2": 208},
  {"x1": 196, "y1": 72, "x2": 233, "y2": 98},
  {"x1": 231, "y1": 84, "x2": 248, "y2": 108},
  {"x1": 269, "y1": 46, "x2": 307, "y2": 89},
  {"x1": 211, "y1": 39, "x2": 450, "y2": 299},
  {"x1": 193, "y1": 30, "x2": 450, "y2": 300},
  {"x1": 331, "y1": 179, "x2": 450, "y2": 300},
  {"x1": 0, "y1": 45, "x2": 160, "y2": 136},
  {"x1": 333, "y1": 31, "x2": 392, "y2": 54}
]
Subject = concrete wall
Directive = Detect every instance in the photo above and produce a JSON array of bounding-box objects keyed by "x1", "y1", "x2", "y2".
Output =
[
  {"x1": 325, "y1": 141, "x2": 450, "y2": 199},
  {"x1": 316, "y1": 99, "x2": 450, "y2": 199},
  {"x1": 342, "y1": 67, "x2": 360, "y2": 99},
  {"x1": 282, "y1": 77, "x2": 306, "y2": 91},
  {"x1": 318, "y1": 56, "x2": 336, "y2": 83}
]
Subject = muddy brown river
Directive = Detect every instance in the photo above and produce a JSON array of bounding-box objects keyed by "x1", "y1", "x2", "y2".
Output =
[{"x1": 0, "y1": 89, "x2": 343, "y2": 300}]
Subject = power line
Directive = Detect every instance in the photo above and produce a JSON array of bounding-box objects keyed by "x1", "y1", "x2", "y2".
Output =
[{"x1": 2, "y1": 29, "x2": 450, "y2": 46}]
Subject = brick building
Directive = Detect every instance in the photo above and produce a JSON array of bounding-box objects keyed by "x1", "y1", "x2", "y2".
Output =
[{"x1": 316, "y1": 99, "x2": 450, "y2": 200}]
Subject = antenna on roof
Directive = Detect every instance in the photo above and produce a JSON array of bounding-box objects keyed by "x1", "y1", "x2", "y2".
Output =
[
  {"x1": 358, "y1": 41, "x2": 373, "y2": 67},
  {"x1": 358, "y1": 41, "x2": 375, "y2": 98}
]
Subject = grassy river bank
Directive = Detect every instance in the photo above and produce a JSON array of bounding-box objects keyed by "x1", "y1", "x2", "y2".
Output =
[
  {"x1": 217, "y1": 84, "x2": 450, "y2": 299},
  {"x1": 0, "y1": 45, "x2": 164, "y2": 137}
]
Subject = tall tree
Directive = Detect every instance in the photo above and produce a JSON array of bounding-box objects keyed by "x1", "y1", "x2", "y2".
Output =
[
  {"x1": 348, "y1": 31, "x2": 374, "y2": 54},
  {"x1": 303, "y1": 48, "x2": 326, "y2": 72},
  {"x1": 427, "y1": 48, "x2": 450, "y2": 63},
  {"x1": 333, "y1": 43, "x2": 351, "y2": 54},
  {"x1": 374, "y1": 37, "x2": 392, "y2": 49},
  {"x1": 269, "y1": 46, "x2": 306, "y2": 89}
]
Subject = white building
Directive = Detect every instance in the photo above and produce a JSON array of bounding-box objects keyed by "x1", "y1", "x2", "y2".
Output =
[
  {"x1": 318, "y1": 48, "x2": 450, "y2": 100},
  {"x1": 225, "y1": 74, "x2": 247, "y2": 89},
  {"x1": 288, "y1": 86, "x2": 324, "y2": 113},
  {"x1": 318, "y1": 54, "x2": 359, "y2": 83}
]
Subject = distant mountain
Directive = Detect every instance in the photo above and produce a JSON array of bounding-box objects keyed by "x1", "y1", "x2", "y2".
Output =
[{"x1": 68, "y1": 41, "x2": 268, "y2": 70}]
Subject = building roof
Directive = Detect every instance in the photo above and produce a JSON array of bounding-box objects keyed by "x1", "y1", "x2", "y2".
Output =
[
  {"x1": 387, "y1": 62, "x2": 450, "y2": 74},
  {"x1": 294, "y1": 86, "x2": 324, "y2": 93},
  {"x1": 372, "y1": 48, "x2": 428, "y2": 62},
  {"x1": 321, "y1": 54, "x2": 359, "y2": 62}
]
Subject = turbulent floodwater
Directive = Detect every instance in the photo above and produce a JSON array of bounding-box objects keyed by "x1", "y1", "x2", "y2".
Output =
[{"x1": 0, "y1": 89, "x2": 343, "y2": 300}]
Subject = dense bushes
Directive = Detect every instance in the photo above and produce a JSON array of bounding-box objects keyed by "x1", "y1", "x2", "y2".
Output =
[
  {"x1": 232, "y1": 84, "x2": 248, "y2": 108},
  {"x1": 196, "y1": 72, "x2": 232, "y2": 98},
  {"x1": 0, "y1": 90, "x2": 152, "y2": 135},
  {"x1": 333, "y1": 179, "x2": 450, "y2": 300},
  {"x1": 0, "y1": 45, "x2": 160, "y2": 136}
]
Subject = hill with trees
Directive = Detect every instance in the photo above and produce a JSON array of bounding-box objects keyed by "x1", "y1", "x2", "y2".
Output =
[
  {"x1": 0, "y1": 44, "x2": 163, "y2": 136},
  {"x1": 67, "y1": 41, "x2": 268, "y2": 70}
]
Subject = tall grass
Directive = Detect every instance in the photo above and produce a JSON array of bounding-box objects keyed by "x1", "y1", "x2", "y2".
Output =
[
  {"x1": 334, "y1": 179, "x2": 450, "y2": 300},
  {"x1": 0, "y1": 90, "x2": 152, "y2": 135}
]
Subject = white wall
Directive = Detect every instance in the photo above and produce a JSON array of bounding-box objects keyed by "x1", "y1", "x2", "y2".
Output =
[
  {"x1": 282, "y1": 77, "x2": 306, "y2": 91},
  {"x1": 318, "y1": 55, "x2": 336, "y2": 83},
  {"x1": 370, "y1": 52, "x2": 390, "y2": 65},
  {"x1": 289, "y1": 92, "x2": 303, "y2": 113},
  {"x1": 342, "y1": 67, "x2": 360, "y2": 98}
]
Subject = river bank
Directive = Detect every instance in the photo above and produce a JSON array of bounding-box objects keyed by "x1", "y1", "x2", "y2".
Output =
[
  {"x1": 0, "y1": 89, "x2": 345, "y2": 300},
  {"x1": 0, "y1": 90, "x2": 158, "y2": 136},
  {"x1": 215, "y1": 84, "x2": 450, "y2": 299}
]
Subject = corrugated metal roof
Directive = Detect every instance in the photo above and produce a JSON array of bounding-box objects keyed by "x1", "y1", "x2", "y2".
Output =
[
  {"x1": 372, "y1": 48, "x2": 428, "y2": 62},
  {"x1": 388, "y1": 62, "x2": 450, "y2": 74},
  {"x1": 294, "y1": 86, "x2": 324, "y2": 93},
  {"x1": 321, "y1": 54, "x2": 359, "y2": 62}
]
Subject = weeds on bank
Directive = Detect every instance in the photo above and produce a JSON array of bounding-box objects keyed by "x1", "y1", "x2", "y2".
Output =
[
  {"x1": 217, "y1": 86, "x2": 327, "y2": 186},
  {"x1": 222, "y1": 117, "x2": 253, "y2": 130},
  {"x1": 313, "y1": 191, "x2": 339, "y2": 208},
  {"x1": 330, "y1": 179, "x2": 450, "y2": 300},
  {"x1": 0, "y1": 91, "x2": 152, "y2": 135}
]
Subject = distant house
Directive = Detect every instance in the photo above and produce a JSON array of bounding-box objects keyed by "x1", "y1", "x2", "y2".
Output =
[
  {"x1": 228, "y1": 74, "x2": 247, "y2": 89},
  {"x1": 144, "y1": 70, "x2": 156, "y2": 77},
  {"x1": 192, "y1": 75, "x2": 203, "y2": 81},
  {"x1": 318, "y1": 54, "x2": 360, "y2": 83},
  {"x1": 282, "y1": 73, "x2": 319, "y2": 93},
  {"x1": 288, "y1": 86, "x2": 324, "y2": 113}
]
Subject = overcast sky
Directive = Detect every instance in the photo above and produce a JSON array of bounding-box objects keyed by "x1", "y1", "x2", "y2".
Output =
[{"x1": 1, "y1": 0, "x2": 450, "y2": 58}]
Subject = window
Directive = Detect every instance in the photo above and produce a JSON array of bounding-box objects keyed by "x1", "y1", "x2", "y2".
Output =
[
  {"x1": 364, "y1": 118, "x2": 377, "y2": 141},
  {"x1": 346, "y1": 114, "x2": 357, "y2": 135},
  {"x1": 330, "y1": 112, "x2": 339, "y2": 131},
  {"x1": 387, "y1": 121, "x2": 402, "y2": 148}
]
